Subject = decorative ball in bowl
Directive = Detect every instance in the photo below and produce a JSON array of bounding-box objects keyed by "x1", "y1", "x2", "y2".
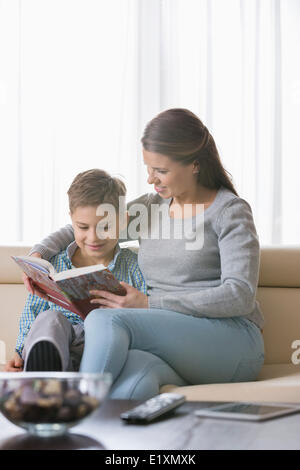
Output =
[{"x1": 0, "y1": 372, "x2": 112, "y2": 437}]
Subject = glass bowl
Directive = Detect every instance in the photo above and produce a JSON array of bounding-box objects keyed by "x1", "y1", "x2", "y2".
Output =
[{"x1": 0, "y1": 372, "x2": 112, "y2": 437}]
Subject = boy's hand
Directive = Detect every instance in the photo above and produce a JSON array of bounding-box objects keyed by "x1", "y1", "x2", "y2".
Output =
[
  {"x1": 22, "y1": 252, "x2": 50, "y2": 301},
  {"x1": 90, "y1": 282, "x2": 149, "y2": 309},
  {"x1": 4, "y1": 353, "x2": 24, "y2": 372},
  {"x1": 22, "y1": 252, "x2": 42, "y2": 294}
]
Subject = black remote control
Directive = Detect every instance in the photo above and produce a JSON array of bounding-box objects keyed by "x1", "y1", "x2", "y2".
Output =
[{"x1": 120, "y1": 393, "x2": 186, "y2": 423}]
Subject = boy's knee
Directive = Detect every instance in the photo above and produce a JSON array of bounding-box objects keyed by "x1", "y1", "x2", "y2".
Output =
[{"x1": 35, "y1": 310, "x2": 62, "y2": 324}]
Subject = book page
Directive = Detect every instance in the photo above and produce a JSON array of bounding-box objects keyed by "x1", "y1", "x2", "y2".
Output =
[
  {"x1": 12, "y1": 255, "x2": 56, "y2": 276},
  {"x1": 53, "y1": 262, "x2": 106, "y2": 281}
]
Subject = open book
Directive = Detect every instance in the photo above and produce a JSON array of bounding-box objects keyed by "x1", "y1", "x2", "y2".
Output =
[{"x1": 12, "y1": 255, "x2": 127, "y2": 320}]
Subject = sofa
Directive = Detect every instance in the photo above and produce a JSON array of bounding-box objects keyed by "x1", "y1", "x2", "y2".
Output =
[{"x1": 1, "y1": 244, "x2": 300, "y2": 403}]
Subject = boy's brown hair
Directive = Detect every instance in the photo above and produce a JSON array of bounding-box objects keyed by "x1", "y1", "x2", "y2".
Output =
[{"x1": 68, "y1": 169, "x2": 126, "y2": 213}]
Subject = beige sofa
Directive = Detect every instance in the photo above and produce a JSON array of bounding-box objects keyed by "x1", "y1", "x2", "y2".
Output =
[{"x1": 1, "y1": 244, "x2": 300, "y2": 403}]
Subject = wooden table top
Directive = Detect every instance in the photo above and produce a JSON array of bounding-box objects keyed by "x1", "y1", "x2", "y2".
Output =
[{"x1": 1, "y1": 399, "x2": 300, "y2": 450}]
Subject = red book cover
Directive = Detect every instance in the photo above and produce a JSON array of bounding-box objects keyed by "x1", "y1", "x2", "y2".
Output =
[{"x1": 12, "y1": 256, "x2": 127, "y2": 320}]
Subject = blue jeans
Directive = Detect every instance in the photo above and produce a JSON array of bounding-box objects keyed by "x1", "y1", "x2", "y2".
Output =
[{"x1": 80, "y1": 308, "x2": 265, "y2": 400}]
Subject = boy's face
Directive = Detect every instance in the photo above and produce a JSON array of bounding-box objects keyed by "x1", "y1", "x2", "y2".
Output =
[{"x1": 70, "y1": 205, "x2": 125, "y2": 263}]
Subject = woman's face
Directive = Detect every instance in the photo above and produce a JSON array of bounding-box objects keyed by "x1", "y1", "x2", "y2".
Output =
[{"x1": 143, "y1": 149, "x2": 198, "y2": 199}]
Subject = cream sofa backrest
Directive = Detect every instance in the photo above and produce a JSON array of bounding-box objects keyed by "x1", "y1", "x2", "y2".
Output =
[
  {"x1": 0, "y1": 245, "x2": 300, "y2": 367},
  {"x1": 0, "y1": 245, "x2": 31, "y2": 366},
  {"x1": 256, "y1": 247, "x2": 300, "y2": 365}
]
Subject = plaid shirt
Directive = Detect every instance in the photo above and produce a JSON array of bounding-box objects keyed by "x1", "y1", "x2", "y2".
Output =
[{"x1": 16, "y1": 241, "x2": 146, "y2": 356}]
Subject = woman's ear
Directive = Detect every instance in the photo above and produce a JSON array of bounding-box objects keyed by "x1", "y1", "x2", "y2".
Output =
[{"x1": 192, "y1": 161, "x2": 200, "y2": 174}]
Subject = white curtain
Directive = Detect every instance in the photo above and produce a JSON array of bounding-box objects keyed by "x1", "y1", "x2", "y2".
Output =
[
  {"x1": 0, "y1": 0, "x2": 144, "y2": 243},
  {"x1": 0, "y1": 0, "x2": 299, "y2": 245}
]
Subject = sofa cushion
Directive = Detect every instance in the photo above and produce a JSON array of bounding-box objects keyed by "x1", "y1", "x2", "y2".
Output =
[
  {"x1": 257, "y1": 287, "x2": 300, "y2": 364},
  {"x1": 160, "y1": 363, "x2": 300, "y2": 403},
  {"x1": 0, "y1": 285, "x2": 26, "y2": 366},
  {"x1": 0, "y1": 244, "x2": 30, "y2": 283},
  {"x1": 259, "y1": 246, "x2": 300, "y2": 287}
]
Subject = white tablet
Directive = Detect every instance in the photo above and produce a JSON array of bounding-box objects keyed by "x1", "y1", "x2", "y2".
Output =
[{"x1": 194, "y1": 401, "x2": 300, "y2": 422}]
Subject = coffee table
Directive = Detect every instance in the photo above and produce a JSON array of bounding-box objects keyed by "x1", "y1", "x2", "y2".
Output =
[{"x1": 1, "y1": 400, "x2": 300, "y2": 450}]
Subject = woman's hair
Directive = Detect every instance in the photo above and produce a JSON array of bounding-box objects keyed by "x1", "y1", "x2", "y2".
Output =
[
  {"x1": 141, "y1": 108, "x2": 238, "y2": 196},
  {"x1": 67, "y1": 169, "x2": 126, "y2": 213}
]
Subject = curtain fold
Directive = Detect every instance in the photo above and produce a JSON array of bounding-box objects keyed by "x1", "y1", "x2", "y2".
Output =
[{"x1": 0, "y1": 0, "x2": 299, "y2": 245}]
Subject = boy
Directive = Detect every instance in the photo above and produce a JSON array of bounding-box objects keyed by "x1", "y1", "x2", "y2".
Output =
[{"x1": 5, "y1": 169, "x2": 146, "y2": 372}]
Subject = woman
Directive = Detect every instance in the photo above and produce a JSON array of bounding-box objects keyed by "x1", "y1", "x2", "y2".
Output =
[{"x1": 25, "y1": 108, "x2": 264, "y2": 400}]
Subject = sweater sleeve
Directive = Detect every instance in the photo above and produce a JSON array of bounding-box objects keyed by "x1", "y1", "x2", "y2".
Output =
[
  {"x1": 148, "y1": 198, "x2": 260, "y2": 318},
  {"x1": 29, "y1": 224, "x2": 75, "y2": 261}
]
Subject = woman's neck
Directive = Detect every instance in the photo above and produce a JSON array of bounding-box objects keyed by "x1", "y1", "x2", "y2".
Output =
[{"x1": 170, "y1": 186, "x2": 218, "y2": 211}]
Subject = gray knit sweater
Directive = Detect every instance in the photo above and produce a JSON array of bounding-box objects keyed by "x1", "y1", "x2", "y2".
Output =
[{"x1": 30, "y1": 187, "x2": 264, "y2": 329}]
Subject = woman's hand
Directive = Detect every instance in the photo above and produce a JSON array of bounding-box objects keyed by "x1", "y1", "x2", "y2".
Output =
[
  {"x1": 22, "y1": 252, "x2": 50, "y2": 301},
  {"x1": 4, "y1": 353, "x2": 24, "y2": 372},
  {"x1": 90, "y1": 282, "x2": 149, "y2": 309}
]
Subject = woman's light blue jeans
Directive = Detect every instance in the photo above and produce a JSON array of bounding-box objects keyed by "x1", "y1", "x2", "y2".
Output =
[{"x1": 79, "y1": 308, "x2": 265, "y2": 400}]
